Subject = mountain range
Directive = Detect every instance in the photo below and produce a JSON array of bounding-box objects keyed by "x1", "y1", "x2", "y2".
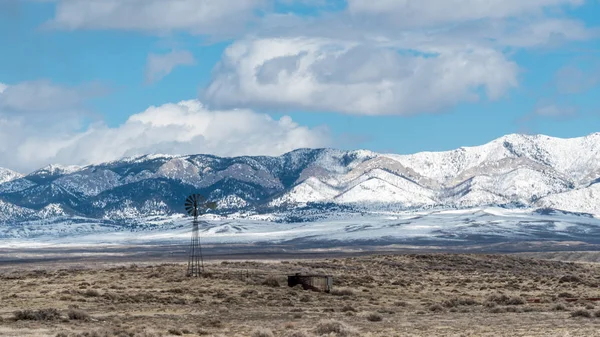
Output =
[{"x1": 1, "y1": 133, "x2": 599, "y2": 243}]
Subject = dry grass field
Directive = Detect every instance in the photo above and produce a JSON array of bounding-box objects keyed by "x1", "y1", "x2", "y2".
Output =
[{"x1": 2, "y1": 253, "x2": 600, "y2": 337}]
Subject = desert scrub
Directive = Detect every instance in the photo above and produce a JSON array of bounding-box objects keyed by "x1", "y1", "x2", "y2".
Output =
[
  {"x1": 489, "y1": 307, "x2": 507, "y2": 314},
  {"x1": 315, "y1": 319, "x2": 359, "y2": 336},
  {"x1": 571, "y1": 309, "x2": 592, "y2": 318},
  {"x1": 443, "y1": 297, "x2": 478, "y2": 308},
  {"x1": 331, "y1": 288, "x2": 354, "y2": 296},
  {"x1": 340, "y1": 305, "x2": 357, "y2": 312},
  {"x1": 366, "y1": 312, "x2": 383, "y2": 322},
  {"x1": 68, "y1": 308, "x2": 90, "y2": 321},
  {"x1": 14, "y1": 308, "x2": 61, "y2": 321},
  {"x1": 252, "y1": 328, "x2": 275, "y2": 337},
  {"x1": 82, "y1": 289, "x2": 101, "y2": 297},
  {"x1": 286, "y1": 332, "x2": 312, "y2": 337},
  {"x1": 429, "y1": 304, "x2": 445, "y2": 312},
  {"x1": 551, "y1": 303, "x2": 567, "y2": 311},
  {"x1": 487, "y1": 294, "x2": 525, "y2": 305},
  {"x1": 262, "y1": 276, "x2": 280, "y2": 288}
]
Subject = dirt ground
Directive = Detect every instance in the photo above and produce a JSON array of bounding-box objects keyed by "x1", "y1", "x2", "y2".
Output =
[{"x1": 2, "y1": 253, "x2": 600, "y2": 337}]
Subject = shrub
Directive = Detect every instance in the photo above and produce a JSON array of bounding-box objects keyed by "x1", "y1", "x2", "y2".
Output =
[
  {"x1": 366, "y1": 313, "x2": 383, "y2": 322},
  {"x1": 489, "y1": 307, "x2": 506, "y2": 314},
  {"x1": 571, "y1": 309, "x2": 592, "y2": 318},
  {"x1": 340, "y1": 305, "x2": 357, "y2": 313},
  {"x1": 505, "y1": 306, "x2": 523, "y2": 313},
  {"x1": 314, "y1": 319, "x2": 359, "y2": 336},
  {"x1": 484, "y1": 301, "x2": 496, "y2": 308},
  {"x1": 429, "y1": 304, "x2": 444, "y2": 312},
  {"x1": 331, "y1": 289, "x2": 354, "y2": 296},
  {"x1": 262, "y1": 276, "x2": 280, "y2": 288},
  {"x1": 287, "y1": 332, "x2": 311, "y2": 337},
  {"x1": 551, "y1": 303, "x2": 567, "y2": 311},
  {"x1": 487, "y1": 294, "x2": 524, "y2": 305},
  {"x1": 251, "y1": 328, "x2": 275, "y2": 337},
  {"x1": 83, "y1": 289, "x2": 101, "y2": 297},
  {"x1": 14, "y1": 308, "x2": 61, "y2": 321},
  {"x1": 559, "y1": 275, "x2": 581, "y2": 283},
  {"x1": 594, "y1": 310, "x2": 600, "y2": 318},
  {"x1": 68, "y1": 308, "x2": 90, "y2": 321},
  {"x1": 586, "y1": 304, "x2": 595, "y2": 310},
  {"x1": 168, "y1": 328, "x2": 183, "y2": 335},
  {"x1": 442, "y1": 297, "x2": 478, "y2": 308}
]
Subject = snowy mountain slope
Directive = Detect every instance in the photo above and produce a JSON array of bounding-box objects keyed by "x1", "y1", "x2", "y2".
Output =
[
  {"x1": 2, "y1": 208, "x2": 600, "y2": 247},
  {"x1": 269, "y1": 177, "x2": 340, "y2": 206},
  {"x1": 443, "y1": 167, "x2": 572, "y2": 207},
  {"x1": 0, "y1": 177, "x2": 35, "y2": 194},
  {"x1": 334, "y1": 178, "x2": 436, "y2": 207},
  {"x1": 0, "y1": 132, "x2": 599, "y2": 230},
  {"x1": 384, "y1": 133, "x2": 600, "y2": 187},
  {"x1": 27, "y1": 164, "x2": 82, "y2": 184},
  {"x1": 0, "y1": 200, "x2": 35, "y2": 221},
  {"x1": 0, "y1": 168, "x2": 22, "y2": 185},
  {"x1": 536, "y1": 183, "x2": 600, "y2": 215},
  {"x1": 54, "y1": 168, "x2": 122, "y2": 197}
]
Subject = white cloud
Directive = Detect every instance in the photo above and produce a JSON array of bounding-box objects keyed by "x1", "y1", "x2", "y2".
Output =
[
  {"x1": 0, "y1": 80, "x2": 107, "y2": 115},
  {"x1": 200, "y1": 0, "x2": 596, "y2": 115},
  {"x1": 45, "y1": 0, "x2": 268, "y2": 35},
  {"x1": 346, "y1": 0, "x2": 585, "y2": 26},
  {"x1": 0, "y1": 99, "x2": 330, "y2": 172},
  {"x1": 145, "y1": 50, "x2": 196, "y2": 84},
  {"x1": 204, "y1": 38, "x2": 518, "y2": 115},
  {"x1": 29, "y1": 0, "x2": 600, "y2": 119}
]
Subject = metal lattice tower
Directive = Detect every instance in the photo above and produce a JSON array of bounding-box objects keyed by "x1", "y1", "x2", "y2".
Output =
[{"x1": 184, "y1": 194, "x2": 216, "y2": 277}]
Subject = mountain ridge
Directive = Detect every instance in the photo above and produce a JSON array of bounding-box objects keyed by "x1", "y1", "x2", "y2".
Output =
[{"x1": 0, "y1": 132, "x2": 599, "y2": 229}]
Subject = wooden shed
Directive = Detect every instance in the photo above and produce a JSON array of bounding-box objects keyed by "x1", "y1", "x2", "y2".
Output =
[{"x1": 288, "y1": 273, "x2": 333, "y2": 293}]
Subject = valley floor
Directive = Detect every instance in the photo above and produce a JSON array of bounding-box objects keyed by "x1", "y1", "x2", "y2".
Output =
[{"x1": 2, "y1": 253, "x2": 600, "y2": 336}]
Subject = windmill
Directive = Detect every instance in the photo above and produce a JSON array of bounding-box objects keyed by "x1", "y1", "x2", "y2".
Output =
[{"x1": 184, "y1": 194, "x2": 217, "y2": 277}]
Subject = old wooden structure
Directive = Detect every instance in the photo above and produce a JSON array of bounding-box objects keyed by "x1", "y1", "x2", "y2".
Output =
[{"x1": 288, "y1": 273, "x2": 333, "y2": 293}]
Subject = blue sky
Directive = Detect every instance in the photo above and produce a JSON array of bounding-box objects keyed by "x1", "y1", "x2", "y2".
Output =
[{"x1": 0, "y1": 0, "x2": 599, "y2": 172}]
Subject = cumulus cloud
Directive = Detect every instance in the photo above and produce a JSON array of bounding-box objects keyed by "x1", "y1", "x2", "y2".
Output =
[
  {"x1": 44, "y1": 0, "x2": 268, "y2": 36},
  {"x1": 201, "y1": 0, "x2": 596, "y2": 115},
  {"x1": 204, "y1": 38, "x2": 519, "y2": 115},
  {"x1": 145, "y1": 50, "x2": 196, "y2": 84},
  {"x1": 37, "y1": 0, "x2": 597, "y2": 116},
  {"x1": 0, "y1": 99, "x2": 330, "y2": 172}
]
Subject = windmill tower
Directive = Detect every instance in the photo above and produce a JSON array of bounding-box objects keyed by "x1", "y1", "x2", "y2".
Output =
[{"x1": 184, "y1": 194, "x2": 216, "y2": 277}]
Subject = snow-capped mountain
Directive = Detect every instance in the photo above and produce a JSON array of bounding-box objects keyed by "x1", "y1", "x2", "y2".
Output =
[
  {"x1": 1, "y1": 133, "x2": 600, "y2": 242},
  {"x1": 0, "y1": 168, "x2": 22, "y2": 185}
]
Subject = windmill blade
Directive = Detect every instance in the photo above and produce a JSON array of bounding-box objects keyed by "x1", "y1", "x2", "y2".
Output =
[
  {"x1": 184, "y1": 193, "x2": 217, "y2": 217},
  {"x1": 185, "y1": 194, "x2": 200, "y2": 216}
]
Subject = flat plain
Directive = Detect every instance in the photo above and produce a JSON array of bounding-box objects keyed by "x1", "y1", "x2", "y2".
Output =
[{"x1": 2, "y1": 252, "x2": 600, "y2": 337}]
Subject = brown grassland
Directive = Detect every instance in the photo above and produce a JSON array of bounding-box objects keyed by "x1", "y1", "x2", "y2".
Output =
[{"x1": 2, "y1": 253, "x2": 600, "y2": 336}]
